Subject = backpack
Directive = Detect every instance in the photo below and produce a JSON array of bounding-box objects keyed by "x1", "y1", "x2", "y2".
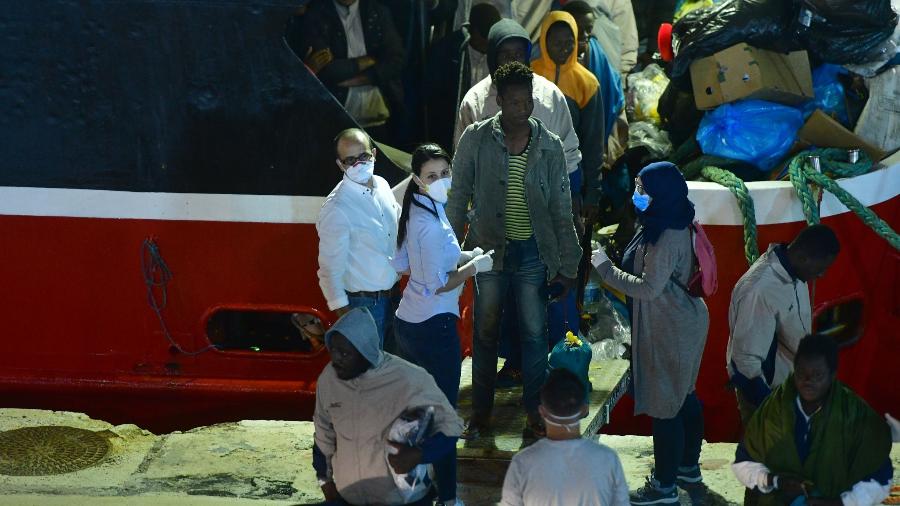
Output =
[{"x1": 674, "y1": 221, "x2": 718, "y2": 298}]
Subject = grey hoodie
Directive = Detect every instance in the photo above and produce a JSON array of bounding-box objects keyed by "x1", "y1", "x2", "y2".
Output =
[
  {"x1": 316, "y1": 308, "x2": 464, "y2": 505},
  {"x1": 486, "y1": 18, "x2": 532, "y2": 75},
  {"x1": 325, "y1": 307, "x2": 383, "y2": 367}
]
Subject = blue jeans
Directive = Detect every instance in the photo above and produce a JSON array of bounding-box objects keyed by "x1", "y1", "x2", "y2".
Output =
[
  {"x1": 347, "y1": 293, "x2": 394, "y2": 351},
  {"x1": 501, "y1": 169, "x2": 581, "y2": 369},
  {"x1": 504, "y1": 289, "x2": 577, "y2": 370},
  {"x1": 473, "y1": 237, "x2": 548, "y2": 415},
  {"x1": 395, "y1": 313, "x2": 461, "y2": 502},
  {"x1": 652, "y1": 392, "x2": 704, "y2": 488}
]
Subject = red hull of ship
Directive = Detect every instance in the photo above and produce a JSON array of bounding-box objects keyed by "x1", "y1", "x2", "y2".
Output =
[{"x1": 0, "y1": 168, "x2": 897, "y2": 440}]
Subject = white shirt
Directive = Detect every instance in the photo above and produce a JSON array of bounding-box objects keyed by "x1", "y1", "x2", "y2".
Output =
[
  {"x1": 316, "y1": 174, "x2": 400, "y2": 310},
  {"x1": 334, "y1": 0, "x2": 389, "y2": 127},
  {"x1": 455, "y1": 74, "x2": 582, "y2": 174},
  {"x1": 501, "y1": 438, "x2": 630, "y2": 506},
  {"x1": 393, "y1": 194, "x2": 463, "y2": 323}
]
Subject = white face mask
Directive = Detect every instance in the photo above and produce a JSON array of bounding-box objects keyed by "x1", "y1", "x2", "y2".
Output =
[
  {"x1": 425, "y1": 176, "x2": 452, "y2": 204},
  {"x1": 541, "y1": 406, "x2": 588, "y2": 433},
  {"x1": 343, "y1": 159, "x2": 375, "y2": 184}
]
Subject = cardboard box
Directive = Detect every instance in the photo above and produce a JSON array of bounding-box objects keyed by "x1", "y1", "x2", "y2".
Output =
[
  {"x1": 690, "y1": 43, "x2": 814, "y2": 110},
  {"x1": 770, "y1": 110, "x2": 889, "y2": 179},
  {"x1": 797, "y1": 110, "x2": 888, "y2": 162}
]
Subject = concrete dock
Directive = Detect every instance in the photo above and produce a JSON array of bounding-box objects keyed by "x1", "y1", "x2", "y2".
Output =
[{"x1": 2, "y1": 407, "x2": 898, "y2": 505}]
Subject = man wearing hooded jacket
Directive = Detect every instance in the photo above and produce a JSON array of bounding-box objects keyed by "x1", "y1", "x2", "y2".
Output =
[{"x1": 313, "y1": 308, "x2": 464, "y2": 505}]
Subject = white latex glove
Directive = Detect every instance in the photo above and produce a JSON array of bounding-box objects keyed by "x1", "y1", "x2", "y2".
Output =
[
  {"x1": 591, "y1": 245, "x2": 610, "y2": 268},
  {"x1": 886, "y1": 413, "x2": 900, "y2": 442},
  {"x1": 470, "y1": 249, "x2": 495, "y2": 274},
  {"x1": 458, "y1": 247, "x2": 484, "y2": 265}
]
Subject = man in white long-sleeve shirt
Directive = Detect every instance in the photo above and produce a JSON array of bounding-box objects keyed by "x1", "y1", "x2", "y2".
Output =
[
  {"x1": 725, "y1": 224, "x2": 839, "y2": 426},
  {"x1": 316, "y1": 128, "x2": 400, "y2": 347},
  {"x1": 732, "y1": 334, "x2": 893, "y2": 506}
]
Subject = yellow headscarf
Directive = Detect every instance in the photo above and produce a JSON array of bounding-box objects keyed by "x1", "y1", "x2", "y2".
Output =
[{"x1": 532, "y1": 11, "x2": 599, "y2": 109}]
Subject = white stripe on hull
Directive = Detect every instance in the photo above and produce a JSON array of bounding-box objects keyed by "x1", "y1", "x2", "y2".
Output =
[{"x1": 0, "y1": 162, "x2": 896, "y2": 226}]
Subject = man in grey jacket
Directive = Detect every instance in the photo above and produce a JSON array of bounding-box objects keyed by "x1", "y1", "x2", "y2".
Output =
[
  {"x1": 447, "y1": 61, "x2": 581, "y2": 438},
  {"x1": 726, "y1": 224, "x2": 840, "y2": 426},
  {"x1": 313, "y1": 308, "x2": 464, "y2": 505}
]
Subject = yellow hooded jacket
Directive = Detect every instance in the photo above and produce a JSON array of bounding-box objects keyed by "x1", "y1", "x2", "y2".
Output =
[
  {"x1": 532, "y1": 11, "x2": 600, "y2": 110},
  {"x1": 532, "y1": 11, "x2": 606, "y2": 203}
]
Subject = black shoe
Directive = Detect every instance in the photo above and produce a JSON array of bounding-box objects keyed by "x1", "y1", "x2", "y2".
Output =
[
  {"x1": 629, "y1": 477, "x2": 678, "y2": 505},
  {"x1": 461, "y1": 416, "x2": 489, "y2": 441},
  {"x1": 495, "y1": 364, "x2": 523, "y2": 389}
]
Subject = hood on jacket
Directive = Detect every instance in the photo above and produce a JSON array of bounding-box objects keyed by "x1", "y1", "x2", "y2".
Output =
[
  {"x1": 532, "y1": 11, "x2": 599, "y2": 109},
  {"x1": 487, "y1": 19, "x2": 531, "y2": 75},
  {"x1": 324, "y1": 307, "x2": 384, "y2": 368}
]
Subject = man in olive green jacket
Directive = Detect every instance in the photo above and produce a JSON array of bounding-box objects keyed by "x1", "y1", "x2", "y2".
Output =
[{"x1": 446, "y1": 61, "x2": 581, "y2": 438}]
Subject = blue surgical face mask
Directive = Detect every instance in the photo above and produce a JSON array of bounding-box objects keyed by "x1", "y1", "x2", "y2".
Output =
[{"x1": 632, "y1": 189, "x2": 651, "y2": 212}]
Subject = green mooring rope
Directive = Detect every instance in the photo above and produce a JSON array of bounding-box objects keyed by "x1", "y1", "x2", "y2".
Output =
[
  {"x1": 700, "y1": 166, "x2": 760, "y2": 266},
  {"x1": 684, "y1": 147, "x2": 899, "y2": 267},
  {"x1": 787, "y1": 148, "x2": 900, "y2": 251}
]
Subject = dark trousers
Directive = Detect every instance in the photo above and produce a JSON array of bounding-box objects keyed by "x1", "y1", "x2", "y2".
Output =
[
  {"x1": 652, "y1": 391, "x2": 704, "y2": 488},
  {"x1": 473, "y1": 237, "x2": 548, "y2": 415},
  {"x1": 503, "y1": 289, "x2": 577, "y2": 369},
  {"x1": 395, "y1": 313, "x2": 461, "y2": 502},
  {"x1": 347, "y1": 291, "x2": 397, "y2": 353}
]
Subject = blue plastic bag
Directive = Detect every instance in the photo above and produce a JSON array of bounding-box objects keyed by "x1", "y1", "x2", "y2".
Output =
[
  {"x1": 548, "y1": 331, "x2": 593, "y2": 401},
  {"x1": 696, "y1": 100, "x2": 804, "y2": 171},
  {"x1": 802, "y1": 64, "x2": 850, "y2": 127}
]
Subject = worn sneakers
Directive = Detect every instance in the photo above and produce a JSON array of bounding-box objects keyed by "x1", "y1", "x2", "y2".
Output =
[{"x1": 629, "y1": 477, "x2": 679, "y2": 505}]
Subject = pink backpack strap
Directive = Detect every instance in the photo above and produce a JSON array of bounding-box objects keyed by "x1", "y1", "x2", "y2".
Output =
[{"x1": 691, "y1": 221, "x2": 718, "y2": 297}]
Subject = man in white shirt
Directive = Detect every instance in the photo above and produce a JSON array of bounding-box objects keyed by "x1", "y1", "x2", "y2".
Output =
[
  {"x1": 726, "y1": 224, "x2": 840, "y2": 426},
  {"x1": 316, "y1": 128, "x2": 400, "y2": 347},
  {"x1": 501, "y1": 368, "x2": 630, "y2": 506},
  {"x1": 299, "y1": 0, "x2": 404, "y2": 136}
]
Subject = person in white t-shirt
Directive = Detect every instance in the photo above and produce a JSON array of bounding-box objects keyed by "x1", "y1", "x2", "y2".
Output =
[{"x1": 501, "y1": 368, "x2": 630, "y2": 506}]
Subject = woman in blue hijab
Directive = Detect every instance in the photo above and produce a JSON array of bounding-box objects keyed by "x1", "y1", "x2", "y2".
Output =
[{"x1": 591, "y1": 162, "x2": 710, "y2": 503}]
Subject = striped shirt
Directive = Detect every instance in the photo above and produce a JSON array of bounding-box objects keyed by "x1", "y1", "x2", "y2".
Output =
[{"x1": 505, "y1": 144, "x2": 532, "y2": 240}]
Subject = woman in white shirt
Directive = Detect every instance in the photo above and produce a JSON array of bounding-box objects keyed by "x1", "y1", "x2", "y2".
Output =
[{"x1": 392, "y1": 144, "x2": 493, "y2": 506}]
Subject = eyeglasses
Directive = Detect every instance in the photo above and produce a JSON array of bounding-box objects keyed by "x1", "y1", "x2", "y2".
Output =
[{"x1": 339, "y1": 151, "x2": 373, "y2": 166}]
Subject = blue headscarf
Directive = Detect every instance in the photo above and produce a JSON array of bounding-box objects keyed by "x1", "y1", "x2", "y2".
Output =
[{"x1": 637, "y1": 162, "x2": 695, "y2": 245}]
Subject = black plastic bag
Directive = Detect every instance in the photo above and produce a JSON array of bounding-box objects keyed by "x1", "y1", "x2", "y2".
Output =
[
  {"x1": 658, "y1": 82, "x2": 705, "y2": 147},
  {"x1": 670, "y1": 0, "x2": 801, "y2": 86},
  {"x1": 801, "y1": 0, "x2": 898, "y2": 64}
]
